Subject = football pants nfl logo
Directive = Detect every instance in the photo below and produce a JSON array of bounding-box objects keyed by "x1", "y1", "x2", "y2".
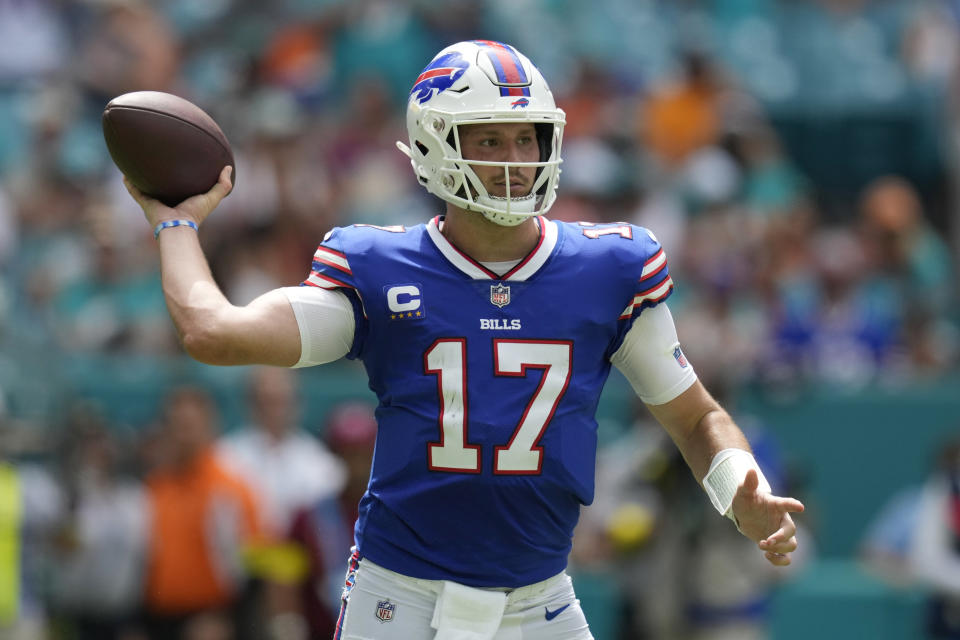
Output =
[
  {"x1": 490, "y1": 283, "x2": 511, "y2": 308},
  {"x1": 375, "y1": 599, "x2": 395, "y2": 622}
]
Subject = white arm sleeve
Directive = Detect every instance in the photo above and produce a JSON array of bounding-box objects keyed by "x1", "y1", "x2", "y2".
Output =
[
  {"x1": 280, "y1": 286, "x2": 356, "y2": 367},
  {"x1": 610, "y1": 303, "x2": 698, "y2": 405}
]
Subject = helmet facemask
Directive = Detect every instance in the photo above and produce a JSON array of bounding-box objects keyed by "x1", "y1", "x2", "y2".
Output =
[{"x1": 439, "y1": 114, "x2": 563, "y2": 226}]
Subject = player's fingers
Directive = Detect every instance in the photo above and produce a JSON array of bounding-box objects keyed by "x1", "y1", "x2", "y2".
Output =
[
  {"x1": 765, "y1": 550, "x2": 792, "y2": 566},
  {"x1": 122, "y1": 176, "x2": 163, "y2": 211},
  {"x1": 760, "y1": 534, "x2": 798, "y2": 553},
  {"x1": 760, "y1": 516, "x2": 797, "y2": 548},
  {"x1": 738, "y1": 468, "x2": 760, "y2": 495},
  {"x1": 776, "y1": 497, "x2": 805, "y2": 514},
  {"x1": 184, "y1": 166, "x2": 233, "y2": 218},
  {"x1": 123, "y1": 175, "x2": 144, "y2": 199},
  {"x1": 217, "y1": 165, "x2": 234, "y2": 194},
  {"x1": 207, "y1": 165, "x2": 233, "y2": 201}
]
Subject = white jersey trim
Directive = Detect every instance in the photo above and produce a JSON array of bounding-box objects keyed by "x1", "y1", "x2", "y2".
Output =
[
  {"x1": 426, "y1": 216, "x2": 558, "y2": 282},
  {"x1": 508, "y1": 218, "x2": 558, "y2": 281},
  {"x1": 312, "y1": 246, "x2": 352, "y2": 274},
  {"x1": 640, "y1": 248, "x2": 666, "y2": 279},
  {"x1": 619, "y1": 276, "x2": 675, "y2": 319}
]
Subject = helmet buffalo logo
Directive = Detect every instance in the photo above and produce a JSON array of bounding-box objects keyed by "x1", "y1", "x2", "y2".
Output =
[
  {"x1": 411, "y1": 52, "x2": 470, "y2": 105},
  {"x1": 511, "y1": 98, "x2": 530, "y2": 109}
]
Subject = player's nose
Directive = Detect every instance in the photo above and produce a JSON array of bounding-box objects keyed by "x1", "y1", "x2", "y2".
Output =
[{"x1": 504, "y1": 141, "x2": 527, "y2": 164}]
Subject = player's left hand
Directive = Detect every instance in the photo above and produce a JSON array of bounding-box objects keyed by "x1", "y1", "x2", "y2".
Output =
[{"x1": 730, "y1": 469, "x2": 805, "y2": 566}]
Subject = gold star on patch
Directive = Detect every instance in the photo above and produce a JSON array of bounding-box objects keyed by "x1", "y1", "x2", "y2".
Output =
[
  {"x1": 416, "y1": 311, "x2": 422, "y2": 317},
  {"x1": 407, "y1": 312, "x2": 413, "y2": 318},
  {"x1": 390, "y1": 314, "x2": 396, "y2": 320}
]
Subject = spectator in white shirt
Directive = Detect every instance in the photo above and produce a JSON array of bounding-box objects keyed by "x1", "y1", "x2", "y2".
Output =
[{"x1": 217, "y1": 367, "x2": 345, "y2": 538}]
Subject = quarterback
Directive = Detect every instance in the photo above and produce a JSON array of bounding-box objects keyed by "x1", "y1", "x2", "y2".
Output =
[{"x1": 125, "y1": 40, "x2": 804, "y2": 640}]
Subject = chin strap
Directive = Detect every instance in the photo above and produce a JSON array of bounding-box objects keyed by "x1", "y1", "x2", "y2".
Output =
[{"x1": 475, "y1": 194, "x2": 537, "y2": 227}]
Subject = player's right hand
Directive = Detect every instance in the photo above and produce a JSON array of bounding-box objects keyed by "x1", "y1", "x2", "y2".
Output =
[
  {"x1": 124, "y1": 165, "x2": 233, "y2": 230},
  {"x1": 731, "y1": 469, "x2": 805, "y2": 566}
]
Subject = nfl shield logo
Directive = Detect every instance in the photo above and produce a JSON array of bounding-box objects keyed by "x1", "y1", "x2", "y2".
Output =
[
  {"x1": 490, "y1": 283, "x2": 511, "y2": 308},
  {"x1": 375, "y1": 599, "x2": 396, "y2": 623},
  {"x1": 673, "y1": 346, "x2": 689, "y2": 368}
]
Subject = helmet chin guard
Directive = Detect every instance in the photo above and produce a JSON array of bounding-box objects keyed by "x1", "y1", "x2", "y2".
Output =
[
  {"x1": 397, "y1": 40, "x2": 565, "y2": 226},
  {"x1": 477, "y1": 194, "x2": 536, "y2": 226}
]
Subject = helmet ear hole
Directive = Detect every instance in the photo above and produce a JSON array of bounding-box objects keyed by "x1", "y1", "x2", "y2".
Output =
[{"x1": 415, "y1": 141, "x2": 429, "y2": 156}]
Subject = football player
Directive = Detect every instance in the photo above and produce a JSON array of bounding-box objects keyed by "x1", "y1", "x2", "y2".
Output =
[{"x1": 125, "y1": 40, "x2": 804, "y2": 640}]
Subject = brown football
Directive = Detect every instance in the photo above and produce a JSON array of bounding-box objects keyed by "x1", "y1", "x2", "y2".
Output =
[{"x1": 102, "y1": 91, "x2": 235, "y2": 206}]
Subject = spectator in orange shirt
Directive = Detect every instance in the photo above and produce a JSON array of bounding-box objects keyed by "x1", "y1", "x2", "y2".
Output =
[
  {"x1": 639, "y1": 51, "x2": 724, "y2": 169},
  {"x1": 141, "y1": 386, "x2": 265, "y2": 640}
]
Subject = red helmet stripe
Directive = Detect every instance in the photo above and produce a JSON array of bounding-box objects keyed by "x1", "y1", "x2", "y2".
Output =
[
  {"x1": 474, "y1": 40, "x2": 528, "y2": 85},
  {"x1": 415, "y1": 67, "x2": 455, "y2": 85}
]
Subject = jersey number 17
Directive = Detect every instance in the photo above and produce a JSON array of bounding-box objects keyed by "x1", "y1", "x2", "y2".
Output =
[{"x1": 424, "y1": 338, "x2": 572, "y2": 475}]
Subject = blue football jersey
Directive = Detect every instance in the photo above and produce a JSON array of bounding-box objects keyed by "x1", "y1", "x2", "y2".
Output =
[{"x1": 303, "y1": 216, "x2": 673, "y2": 587}]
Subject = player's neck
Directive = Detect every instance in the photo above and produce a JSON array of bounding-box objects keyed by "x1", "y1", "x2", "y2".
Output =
[{"x1": 440, "y1": 207, "x2": 540, "y2": 262}]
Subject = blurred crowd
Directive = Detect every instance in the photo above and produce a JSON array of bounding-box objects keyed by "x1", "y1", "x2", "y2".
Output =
[
  {"x1": 1, "y1": 0, "x2": 960, "y2": 638},
  {"x1": 6, "y1": 367, "x2": 379, "y2": 640}
]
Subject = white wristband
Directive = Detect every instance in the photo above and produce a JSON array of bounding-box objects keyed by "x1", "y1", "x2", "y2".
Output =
[{"x1": 703, "y1": 449, "x2": 771, "y2": 523}]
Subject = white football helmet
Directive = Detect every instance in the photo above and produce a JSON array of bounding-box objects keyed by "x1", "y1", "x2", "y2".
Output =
[{"x1": 397, "y1": 40, "x2": 565, "y2": 226}]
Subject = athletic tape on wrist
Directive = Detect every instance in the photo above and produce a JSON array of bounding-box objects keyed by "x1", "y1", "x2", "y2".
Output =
[
  {"x1": 153, "y1": 219, "x2": 199, "y2": 239},
  {"x1": 703, "y1": 448, "x2": 771, "y2": 522}
]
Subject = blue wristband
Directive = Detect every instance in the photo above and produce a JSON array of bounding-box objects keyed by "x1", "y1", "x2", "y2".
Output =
[{"x1": 153, "y1": 219, "x2": 199, "y2": 239}]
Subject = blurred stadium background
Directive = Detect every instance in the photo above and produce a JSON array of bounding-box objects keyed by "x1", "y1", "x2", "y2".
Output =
[{"x1": 1, "y1": 0, "x2": 959, "y2": 639}]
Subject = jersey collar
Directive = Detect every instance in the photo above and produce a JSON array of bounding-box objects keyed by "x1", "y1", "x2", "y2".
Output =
[{"x1": 426, "y1": 216, "x2": 558, "y2": 281}]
